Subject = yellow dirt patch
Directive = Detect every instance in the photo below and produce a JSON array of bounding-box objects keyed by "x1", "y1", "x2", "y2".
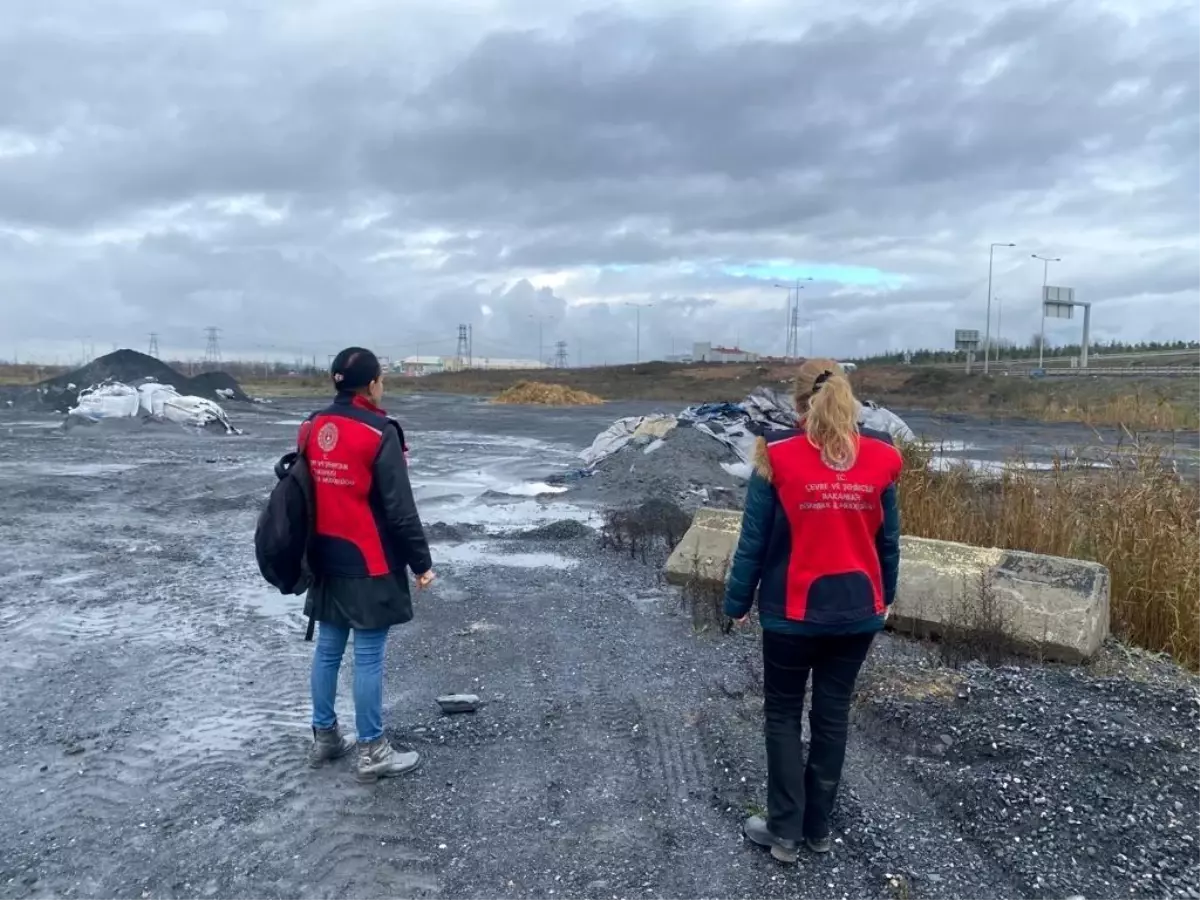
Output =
[
  {"x1": 491, "y1": 381, "x2": 605, "y2": 406},
  {"x1": 857, "y1": 665, "x2": 965, "y2": 703}
]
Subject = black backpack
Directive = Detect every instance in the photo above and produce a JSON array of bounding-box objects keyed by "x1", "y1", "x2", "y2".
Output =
[{"x1": 254, "y1": 447, "x2": 316, "y2": 635}]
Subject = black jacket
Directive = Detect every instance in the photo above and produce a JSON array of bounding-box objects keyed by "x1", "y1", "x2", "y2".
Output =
[{"x1": 300, "y1": 394, "x2": 432, "y2": 630}]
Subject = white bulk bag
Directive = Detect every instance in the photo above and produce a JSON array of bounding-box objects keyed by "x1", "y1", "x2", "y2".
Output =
[{"x1": 69, "y1": 382, "x2": 141, "y2": 420}]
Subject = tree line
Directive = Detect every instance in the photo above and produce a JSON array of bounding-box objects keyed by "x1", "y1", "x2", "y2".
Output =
[{"x1": 853, "y1": 338, "x2": 1200, "y2": 366}]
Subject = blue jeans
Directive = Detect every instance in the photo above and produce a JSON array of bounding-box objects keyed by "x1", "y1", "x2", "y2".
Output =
[{"x1": 310, "y1": 623, "x2": 390, "y2": 743}]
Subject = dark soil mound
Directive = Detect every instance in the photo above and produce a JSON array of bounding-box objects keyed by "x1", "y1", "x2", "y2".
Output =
[
  {"x1": 569, "y1": 423, "x2": 745, "y2": 512},
  {"x1": 31, "y1": 349, "x2": 251, "y2": 411},
  {"x1": 38, "y1": 350, "x2": 189, "y2": 411},
  {"x1": 425, "y1": 522, "x2": 487, "y2": 544},
  {"x1": 188, "y1": 371, "x2": 252, "y2": 402},
  {"x1": 512, "y1": 520, "x2": 595, "y2": 541},
  {"x1": 40, "y1": 349, "x2": 189, "y2": 391}
]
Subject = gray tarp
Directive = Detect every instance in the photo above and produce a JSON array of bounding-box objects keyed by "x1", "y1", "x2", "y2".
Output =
[{"x1": 577, "y1": 386, "x2": 915, "y2": 478}]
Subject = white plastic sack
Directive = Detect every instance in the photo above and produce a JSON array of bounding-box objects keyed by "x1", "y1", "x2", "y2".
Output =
[
  {"x1": 136, "y1": 382, "x2": 177, "y2": 418},
  {"x1": 69, "y1": 379, "x2": 240, "y2": 433},
  {"x1": 69, "y1": 383, "x2": 141, "y2": 420},
  {"x1": 161, "y1": 394, "x2": 236, "y2": 431},
  {"x1": 137, "y1": 382, "x2": 228, "y2": 429},
  {"x1": 859, "y1": 402, "x2": 916, "y2": 445}
]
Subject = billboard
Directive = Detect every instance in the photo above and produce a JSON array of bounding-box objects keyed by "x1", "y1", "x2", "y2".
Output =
[
  {"x1": 954, "y1": 329, "x2": 980, "y2": 350},
  {"x1": 1043, "y1": 286, "x2": 1076, "y2": 319}
]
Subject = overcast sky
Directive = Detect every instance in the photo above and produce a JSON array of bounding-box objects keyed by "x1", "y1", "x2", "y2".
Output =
[{"x1": 2, "y1": 0, "x2": 1197, "y2": 367}]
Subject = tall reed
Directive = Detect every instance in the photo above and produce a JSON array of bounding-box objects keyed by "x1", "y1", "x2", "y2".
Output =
[{"x1": 898, "y1": 442, "x2": 1200, "y2": 669}]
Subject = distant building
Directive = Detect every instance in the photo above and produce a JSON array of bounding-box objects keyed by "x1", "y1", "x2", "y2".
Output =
[
  {"x1": 692, "y1": 342, "x2": 760, "y2": 364},
  {"x1": 394, "y1": 355, "x2": 548, "y2": 376},
  {"x1": 397, "y1": 356, "x2": 448, "y2": 377},
  {"x1": 466, "y1": 357, "x2": 548, "y2": 371}
]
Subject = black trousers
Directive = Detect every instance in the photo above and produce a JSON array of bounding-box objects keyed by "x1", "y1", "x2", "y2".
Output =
[{"x1": 762, "y1": 629, "x2": 875, "y2": 842}]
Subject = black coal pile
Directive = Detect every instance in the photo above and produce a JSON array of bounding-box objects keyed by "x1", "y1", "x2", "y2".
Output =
[
  {"x1": 560, "y1": 422, "x2": 747, "y2": 512},
  {"x1": 188, "y1": 371, "x2": 253, "y2": 403},
  {"x1": 23, "y1": 349, "x2": 252, "y2": 411},
  {"x1": 512, "y1": 520, "x2": 596, "y2": 541}
]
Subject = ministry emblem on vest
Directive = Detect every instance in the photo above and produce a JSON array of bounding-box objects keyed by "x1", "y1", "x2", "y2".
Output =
[{"x1": 317, "y1": 422, "x2": 339, "y2": 453}]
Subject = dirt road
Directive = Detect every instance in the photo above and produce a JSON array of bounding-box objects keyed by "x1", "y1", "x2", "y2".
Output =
[{"x1": 1, "y1": 399, "x2": 1195, "y2": 899}]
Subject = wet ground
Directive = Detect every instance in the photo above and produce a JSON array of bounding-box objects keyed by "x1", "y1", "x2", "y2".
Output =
[{"x1": 1, "y1": 395, "x2": 1197, "y2": 899}]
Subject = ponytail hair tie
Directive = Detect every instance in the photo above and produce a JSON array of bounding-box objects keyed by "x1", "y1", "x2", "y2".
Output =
[{"x1": 812, "y1": 370, "x2": 834, "y2": 391}]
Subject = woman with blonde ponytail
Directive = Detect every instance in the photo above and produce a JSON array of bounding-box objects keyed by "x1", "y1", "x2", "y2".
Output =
[
  {"x1": 803, "y1": 366, "x2": 860, "y2": 470},
  {"x1": 724, "y1": 357, "x2": 903, "y2": 864}
]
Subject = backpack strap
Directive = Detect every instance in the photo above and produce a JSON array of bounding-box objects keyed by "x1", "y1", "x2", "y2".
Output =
[
  {"x1": 386, "y1": 417, "x2": 408, "y2": 453},
  {"x1": 297, "y1": 412, "x2": 318, "y2": 642}
]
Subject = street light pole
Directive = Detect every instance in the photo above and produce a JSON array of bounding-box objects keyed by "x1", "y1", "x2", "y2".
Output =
[
  {"x1": 995, "y1": 295, "x2": 1003, "y2": 362},
  {"x1": 773, "y1": 284, "x2": 793, "y2": 357},
  {"x1": 626, "y1": 302, "x2": 652, "y2": 363},
  {"x1": 792, "y1": 277, "x2": 813, "y2": 361},
  {"x1": 528, "y1": 314, "x2": 555, "y2": 367},
  {"x1": 984, "y1": 242, "x2": 1015, "y2": 375},
  {"x1": 1032, "y1": 254, "x2": 1061, "y2": 368}
]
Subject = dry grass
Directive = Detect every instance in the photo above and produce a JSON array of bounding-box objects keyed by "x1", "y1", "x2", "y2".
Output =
[
  {"x1": 0, "y1": 363, "x2": 68, "y2": 386},
  {"x1": 1018, "y1": 389, "x2": 1200, "y2": 431},
  {"x1": 491, "y1": 381, "x2": 604, "y2": 406},
  {"x1": 240, "y1": 378, "x2": 329, "y2": 398},
  {"x1": 898, "y1": 441, "x2": 1200, "y2": 669}
]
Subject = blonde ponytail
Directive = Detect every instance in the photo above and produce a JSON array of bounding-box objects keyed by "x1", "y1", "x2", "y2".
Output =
[{"x1": 794, "y1": 358, "x2": 859, "y2": 470}]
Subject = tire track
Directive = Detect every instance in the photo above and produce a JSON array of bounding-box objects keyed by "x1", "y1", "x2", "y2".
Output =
[
  {"x1": 635, "y1": 704, "x2": 710, "y2": 806},
  {"x1": 618, "y1": 698, "x2": 735, "y2": 898}
]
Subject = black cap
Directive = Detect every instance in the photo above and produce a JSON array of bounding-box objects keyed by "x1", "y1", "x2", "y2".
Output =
[{"x1": 330, "y1": 347, "x2": 382, "y2": 391}]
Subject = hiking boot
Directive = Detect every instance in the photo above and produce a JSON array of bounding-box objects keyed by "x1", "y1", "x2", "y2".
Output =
[
  {"x1": 806, "y1": 835, "x2": 833, "y2": 854},
  {"x1": 308, "y1": 722, "x2": 355, "y2": 768},
  {"x1": 743, "y1": 814, "x2": 799, "y2": 863},
  {"x1": 355, "y1": 737, "x2": 421, "y2": 784}
]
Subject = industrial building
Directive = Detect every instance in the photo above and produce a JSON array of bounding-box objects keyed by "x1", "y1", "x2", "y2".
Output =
[
  {"x1": 396, "y1": 356, "x2": 448, "y2": 377},
  {"x1": 692, "y1": 342, "x2": 761, "y2": 364},
  {"x1": 467, "y1": 357, "x2": 548, "y2": 371},
  {"x1": 394, "y1": 356, "x2": 547, "y2": 377}
]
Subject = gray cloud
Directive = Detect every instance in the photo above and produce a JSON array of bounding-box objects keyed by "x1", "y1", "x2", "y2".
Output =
[{"x1": 1, "y1": 0, "x2": 1196, "y2": 366}]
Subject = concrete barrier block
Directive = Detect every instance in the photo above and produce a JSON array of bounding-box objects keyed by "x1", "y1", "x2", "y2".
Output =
[
  {"x1": 892, "y1": 536, "x2": 1110, "y2": 663},
  {"x1": 664, "y1": 507, "x2": 742, "y2": 586},
  {"x1": 663, "y1": 509, "x2": 1111, "y2": 662}
]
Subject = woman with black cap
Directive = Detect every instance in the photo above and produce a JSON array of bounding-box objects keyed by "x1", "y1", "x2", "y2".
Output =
[
  {"x1": 724, "y1": 357, "x2": 903, "y2": 862},
  {"x1": 298, "y1": 347, "x2": 435, "y2": 783}
]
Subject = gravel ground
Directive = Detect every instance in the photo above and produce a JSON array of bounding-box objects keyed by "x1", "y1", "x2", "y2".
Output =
[{"x1": 1, "y1": 396, "x2": 1197, "y2": 899}]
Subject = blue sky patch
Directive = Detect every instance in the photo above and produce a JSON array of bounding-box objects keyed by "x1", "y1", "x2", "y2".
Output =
[
  {"x1": 600, "y1": 260, "x2": 907, "y2": 288},
  {"x1": 720, "y1": 260, "x2": 907, "y2": 287}
]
